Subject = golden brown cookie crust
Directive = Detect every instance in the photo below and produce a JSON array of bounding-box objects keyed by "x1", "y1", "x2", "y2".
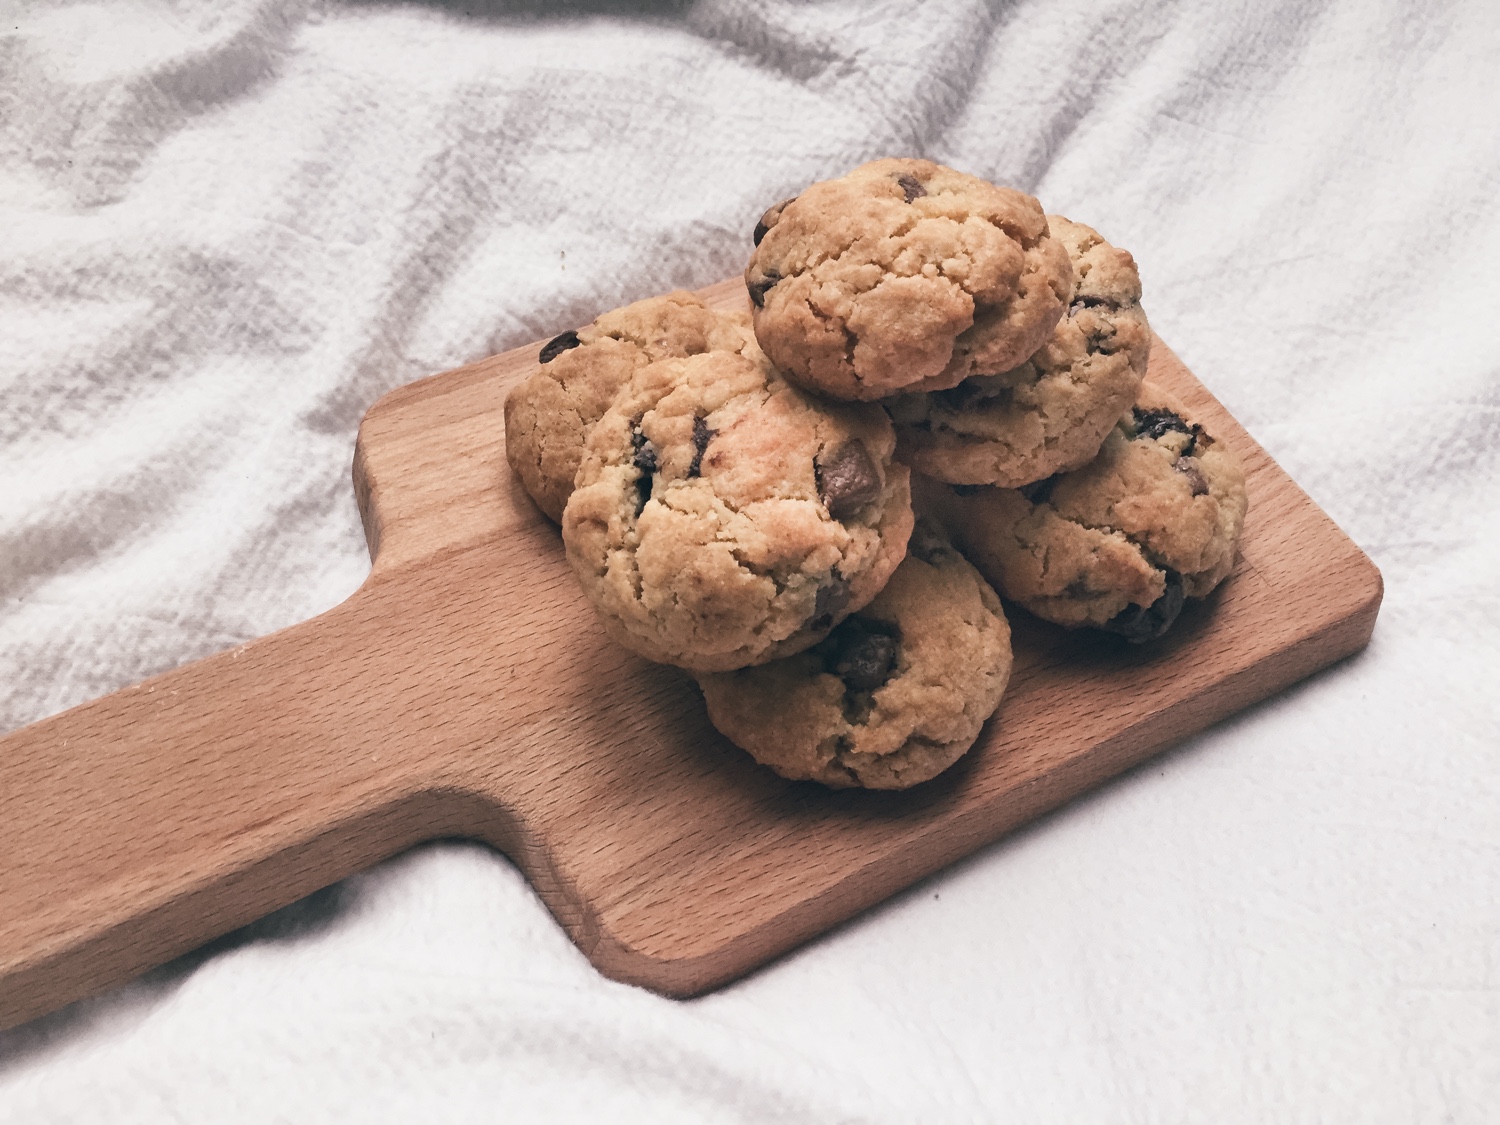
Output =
[
  {"x1": 562, "y1": 348, "x2": 913, "y2": 672},
  {"x1": 745, "y1": 158, "x2": 1072, "y2": 401},
  {"x1": 697, "y1": 521, "x2": 1012, "y2": 789},
  {"x1": 504, "y1": 291, "x2": 758, "y2": 523},
  {"x1": 917, "y1": 385, "x2": 1248, "y2": 641},
  {"x1": 889, "y1": 216, "x2": 1151, "y2": 487}
]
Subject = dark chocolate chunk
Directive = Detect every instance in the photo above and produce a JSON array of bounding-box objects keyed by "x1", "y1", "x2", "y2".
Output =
[
  {"x1": 538, "y1": 329, "x2": 581, "y2": 363},
  {"x1": 896, "y1": 173, "x2": 927, "y2": 203},
  {"x1": 816, "y1": 441, "x2": 882, "y2": 520},
  {"x1": 747, "y1": 270, "x2": 781, "y2": 308},
  {"x1": 830, "y1": 617, "x2": 902, "y2": 692},
  {"x1": 1175, "y1": 457, "x2": 1210, "y2": 496},
  {"x1": 1018, "y1": 475, "x2": 1059, "y2": 505},
  {"x1": 951, "y1": 484, "x2": 985, "y2": 497},
  {"x1": 1132, "y1": 406, "x2": 1203, "y2": 454},
  {"x1": 1101, "y1": 569, "x2": 1186, "y2": 643},
  {"x1": 807, "y1": 576, "x2": 852, "y2": 632},
  {"x1": 752, "y1": 196, "x2": 797, "y2": 247},
  {"x1": 688, "y1": 415, "x2": 715, "y2": 478}
]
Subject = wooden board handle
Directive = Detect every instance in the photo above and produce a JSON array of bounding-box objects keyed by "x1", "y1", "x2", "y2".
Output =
[{"x1": 0, "y1": 584, "x2": 555, "y2": 1032}]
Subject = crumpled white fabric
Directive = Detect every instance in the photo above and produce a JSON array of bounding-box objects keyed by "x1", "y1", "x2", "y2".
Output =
[{"x1": 2, "y1": 0, "x2": 1498, "y2": 1120}]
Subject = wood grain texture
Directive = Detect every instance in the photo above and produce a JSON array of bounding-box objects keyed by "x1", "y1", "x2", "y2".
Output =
[{"x1": 0, "y1": 279, "x2": 1382, "y2": 1030}]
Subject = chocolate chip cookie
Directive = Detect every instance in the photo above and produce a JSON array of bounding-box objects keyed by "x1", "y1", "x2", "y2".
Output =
[
  {"x1": 504, "y1": 291, "x2": 759, "y2": 522},
  {"x1": 917, "y1": 386, "x2": 1247, "y2": 642},
  {"x1": 697, "y1": 521, "x2": 1012, "y2": 789},
  {"x1": 745, "y1": 158, "x2": 1072, "y2": 401},
  {"x1": 888, "y1": 216, "x2": 1151, "y2": 487},
  {"x1": 562, "y1": 348, "x2": 913, "y2": 672}
]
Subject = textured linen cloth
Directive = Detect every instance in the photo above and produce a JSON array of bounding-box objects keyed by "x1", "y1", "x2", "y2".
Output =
[{"x1": 2, "y1": 1, "x2": 1498, "y2": 1120}]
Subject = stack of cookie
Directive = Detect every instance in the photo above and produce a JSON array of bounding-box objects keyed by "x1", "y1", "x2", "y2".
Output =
[{"x1": 504, "y1": 158, "x2": 1248, "y2": 791}]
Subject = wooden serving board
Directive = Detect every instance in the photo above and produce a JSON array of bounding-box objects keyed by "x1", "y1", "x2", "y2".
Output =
[{"x1": 0, "y1": 280, "x2": 1382, "y2": 1031}]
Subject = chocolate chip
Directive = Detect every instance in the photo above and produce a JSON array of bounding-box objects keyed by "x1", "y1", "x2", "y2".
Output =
[
  {"x1": 807, "y1": 576, "x2": 852, "y2": 632},
  {"x1": 816, "y1": 441, "x2": 882, "y2": 520},
  {"x1": 688, "y1": 415, "x2": 715, "y2": 478},
  {"x1": 538, "y1": 329, "x2": 581, "y2": 363},
  {"x1": 1132, "y1": 407, "x2": 1203, "y2": 454},
  {"x1": 951, "y1": 484, "x2": 985, "y2": 497},
  {"x1": 1018, "y1": 475, "x2": 1059, "y2": 505},
  {"x1": 631, "y1": 422, "x2": 657, "y2": 514},
  {"x1": 747, "y1": 270, "x2": 780, "y2": 308},
  {"x1": 1175, "y1": 457, "x2": 1210, "y2": 496},
  {"x1": 896, "y1": 173, "x2": 927, "y2": 203},
  {"x1": 830, "y1": 617, "x2": 901, "y2": 692},
  {"x1": 1101, "y1": 570, "x2": 1186, "y2": 643},
  {"x1": 752, "y1": 196, "x2": 797, "y2": 246}
]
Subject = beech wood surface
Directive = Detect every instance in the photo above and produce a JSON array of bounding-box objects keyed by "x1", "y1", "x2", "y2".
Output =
[{"x1": 0, "y1": 279, "x2": 1382, "y2": 1031}]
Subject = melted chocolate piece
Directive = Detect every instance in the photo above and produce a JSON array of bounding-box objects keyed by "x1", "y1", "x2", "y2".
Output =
[
  {"x1": 951, "y1": 484, "x2": 985, "y2": 497},
  {"x1": 1101, "y1": 570, "x2": 1186, "y2": 643},
  {"x1": 752, "y1": 196, "x2": 797, "y2": 246},
  {"x1": 1175, "y1": 457, "x2": 1210, "y2": 496},
  {"x1": 688, "y1": 415, "x2": 715, "y2": 478},
  {"x1": 1132, "y1": 407, "x2": 1203, "y2": 455},
  {"x1": 748, "y1": 269, "x2": 781, "y2": 308},
  {"x1": 538, "y1": 329, "x2": 581, "y2": 363},
  {"x1": 896, "y1": 173, "x2": 927, "y2": 203},
  {"x1": 829, "y1": 617, "x2": 902, "y2": 692},
  {"x1": 816, "y1": 441, "x2": 882, "y2": 520},
  {"x1": 631, "y1": 422, "x2": 657, "y2": 514},
  {"x1": 807, "y1": 577, "x2": 852, "y2": 632}
]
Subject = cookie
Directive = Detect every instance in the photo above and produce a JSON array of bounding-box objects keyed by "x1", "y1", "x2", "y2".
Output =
[
  {"x1": 888, "y1": 216, "x2": 1151, "y2": 487},
  {"x1": 562, "y1": 347, "x2": 913, "y2": 672},
  {"x1": 745, "y1": 158, "x2": 1072, "y2": 401},
  {"x1": 917, "y1": 385, "x2": 1247, "y2": 641},
  {"x1": 504, "y1": 291, "x2": 759, "y2": 523},
  {"x1": 697, "y1": 520, "x2": 1012, "y2": 789}
]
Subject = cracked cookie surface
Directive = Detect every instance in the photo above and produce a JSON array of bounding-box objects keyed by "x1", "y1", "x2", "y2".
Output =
[
  {"x1": 504, "y1": 291, "x2": 759, "y2": 523},
  {"x1": 888, "y1": 216, "x2": 1151, "y2": 486},
  {"x1": 562, "y1": 348, "x2": 913, "y2": 672},
  {"x1": 745, "y1": 158, "x2": 1072, "y2": 401},
  {"x1": 697, "y1": 520, "x2": 1012, "y2": 789},
  {"x1": 916, "y1": 385, "x2": 1247, "y2": 642}
]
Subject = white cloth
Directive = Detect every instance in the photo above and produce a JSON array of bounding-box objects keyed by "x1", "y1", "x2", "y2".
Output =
[{"x1": 3, "y1": 0, "x2": 1498, "y2": 1119}]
